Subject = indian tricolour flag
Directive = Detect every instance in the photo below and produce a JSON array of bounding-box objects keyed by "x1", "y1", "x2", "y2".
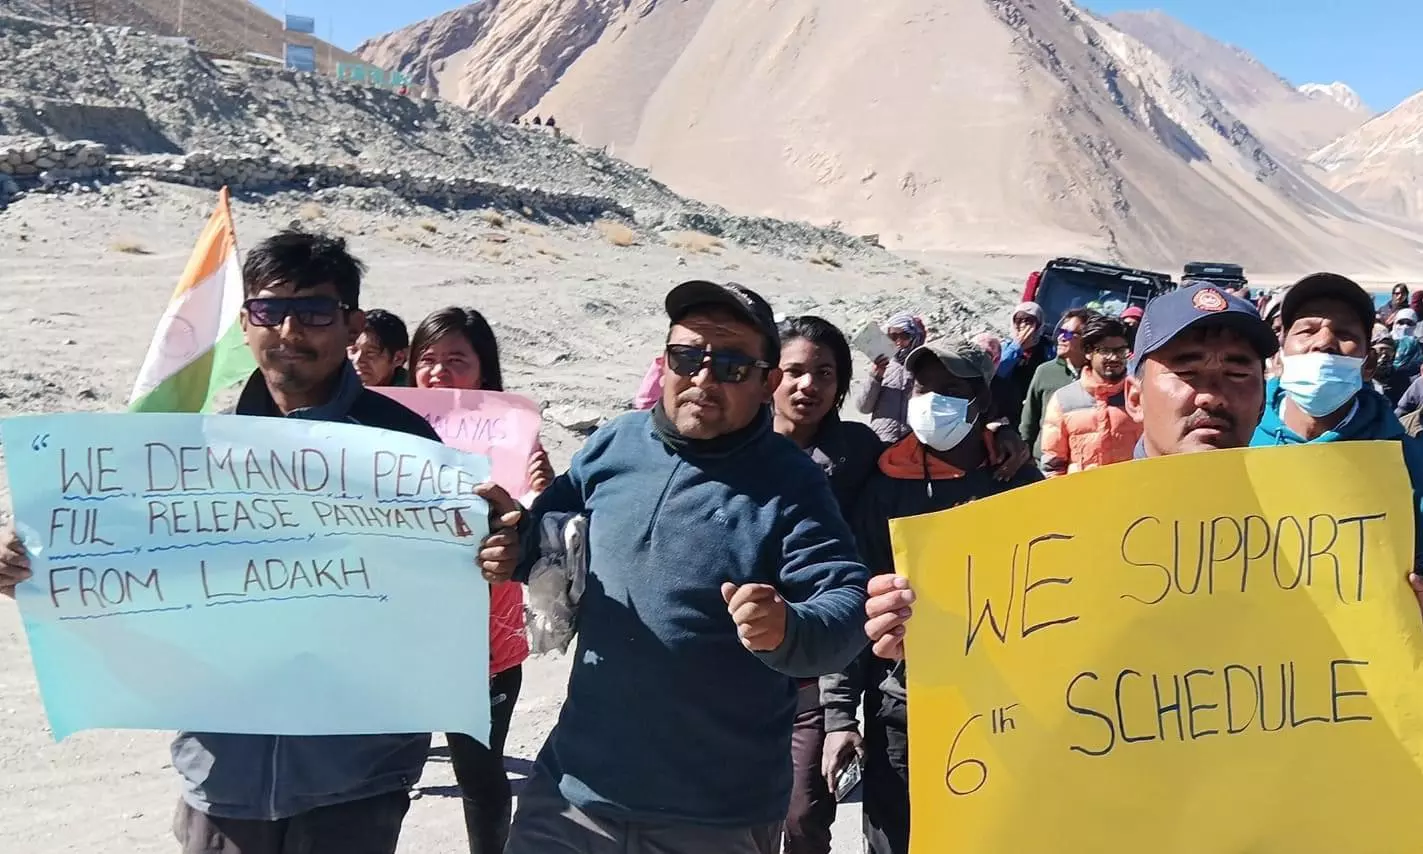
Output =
[{"x1": 128, "y1": 187, "x2": 256, "y2": 413}]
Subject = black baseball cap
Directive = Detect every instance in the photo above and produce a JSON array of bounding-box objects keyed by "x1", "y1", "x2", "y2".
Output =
[
  {"x1": 1128, "y1": 281, "x2": 1279, "y2": 374},
  {"x1": 1280, "y1": 272, "x2": 1376, "y2": 335},
  {"x1": 665, "y1": 280, "x2": 781, "y2": 362}
]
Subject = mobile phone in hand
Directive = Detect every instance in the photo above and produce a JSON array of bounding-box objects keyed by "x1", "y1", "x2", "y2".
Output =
[{"x1": 834, "y1": 755, "x2": 862, "y2": 802}]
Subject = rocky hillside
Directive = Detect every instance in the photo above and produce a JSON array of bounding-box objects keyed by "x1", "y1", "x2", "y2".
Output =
[
  {"x1": 356, "y1": 0, "x2": 630, "y2": 119},
  {"x1": 360, "y1": 0, "x2": 1423, "y2": 274},
  {"x1": 1309, "y1": 90, "x2": 1423, "y2": 221},
  {"x1": 0, "y1": 13, "x2": 870, "y2": 254},
  {"x1": 1107, "y1": 10, "x2": 1370, "y2": 159}
]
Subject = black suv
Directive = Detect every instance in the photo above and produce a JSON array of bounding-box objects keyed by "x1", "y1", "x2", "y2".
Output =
[
  {"x1": 1182, "y1": 261, "x2": 1248, "y2": 290},
  {"x1": 1022, "y1": 257, "x2": 1174, "y2": 333}
]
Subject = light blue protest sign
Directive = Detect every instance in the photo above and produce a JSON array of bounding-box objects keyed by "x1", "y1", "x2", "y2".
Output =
[{"x1": 0, "y1": 413, "x2": 493, "y2": 742}]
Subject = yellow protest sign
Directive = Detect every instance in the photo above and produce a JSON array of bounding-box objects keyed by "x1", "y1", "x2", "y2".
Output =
[{"x1": 891, "y1": 441, "x2": 1423, "y2": 854}]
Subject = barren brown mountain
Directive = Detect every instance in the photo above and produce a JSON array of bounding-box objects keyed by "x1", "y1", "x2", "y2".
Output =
[
  {"x1": 1107, "y1": 10, "x2": 1370, "y2": 160},
  {"x1": 1310, "y1": 90, "x2": 1423, "y2": 222},
  {"x1": 362, "y1": 0, "x2": 1423, "y2": 275}
]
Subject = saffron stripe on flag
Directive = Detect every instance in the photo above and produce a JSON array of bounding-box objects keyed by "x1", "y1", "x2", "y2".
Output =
[{"x1": 129, "y1": 188, "x2": 255, "y2": 414}]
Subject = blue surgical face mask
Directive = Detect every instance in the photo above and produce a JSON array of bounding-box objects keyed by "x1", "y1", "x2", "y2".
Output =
[
  {"x1": 1278, "y1": 352, "x2": 1365, "y2": 418},
  {"x1": 906, "y1": 392, "x2": 978, "y2": 451}
]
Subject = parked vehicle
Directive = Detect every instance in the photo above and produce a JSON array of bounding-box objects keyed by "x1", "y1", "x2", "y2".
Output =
[
  {"x1": 1021, "y1": 257, "x2": 1174, "y2": 334},
  {"x1": 1182, "y1": 261, "x2": 1248, "y2": 290}
]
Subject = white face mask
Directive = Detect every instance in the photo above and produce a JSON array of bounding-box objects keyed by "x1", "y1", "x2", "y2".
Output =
[
  {"x1": 1278, "y1": 352, "x2": 1365, "y2": 418},
  {"x1": 906, "y1": 392, "x2": 977, "y2": 451}
]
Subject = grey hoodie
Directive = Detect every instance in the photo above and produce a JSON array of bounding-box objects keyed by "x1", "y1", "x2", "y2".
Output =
[{"x1": 172, "y1": 367, "x2": 441, "y2": 820}]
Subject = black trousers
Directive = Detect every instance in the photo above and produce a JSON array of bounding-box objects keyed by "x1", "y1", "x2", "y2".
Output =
[
  {"x1": 862, "y1": 689, "x2": 909, "y2": 854},
  {"x1": 784, "y1": 700, "x2": 836, "y2": 854},
  {"x1": 173, "y1": 790, "x2": 410, "y2": 854},
  {"x1": 446, "y1": 664, "x2": 523, "y2": 854}
]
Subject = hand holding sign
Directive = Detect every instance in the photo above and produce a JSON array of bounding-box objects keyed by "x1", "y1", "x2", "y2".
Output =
[
  {"x1": 722, "y1": 582, "x2": 788, "y2": 651},
  {"x1": 475, "y1": 482, "x2": 522, "y2": 583},
  {"x1": 890, "y1": 442, "x2": 1423, "y2": 854},
  {"x1": 865, "y1": 574, "x2": 915, "y2": 660},
  {"x1": 1, "y1": 411, "x2": 496, "y2": 741},
  {"x1": 0, "y1": 528, "x2": 32, "y2": 598},
  {"x1": 527, "y1": 446, "x2": 554, "y2": 496}
]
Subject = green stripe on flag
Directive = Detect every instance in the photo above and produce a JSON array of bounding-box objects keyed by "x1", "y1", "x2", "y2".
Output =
[{"x1": 129, "y1": 322, "x2": 255, "y2": 414}]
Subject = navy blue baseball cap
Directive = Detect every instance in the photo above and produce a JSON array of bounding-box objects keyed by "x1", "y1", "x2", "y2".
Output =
[{"x1": 1128, "y1": 281, "x2": 1279, "y2": 374}]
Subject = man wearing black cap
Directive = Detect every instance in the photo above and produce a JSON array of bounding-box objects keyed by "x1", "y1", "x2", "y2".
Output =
[
  {"x1": 503, "y1": 281, "x2": 870, "y2": 854},
  {"x1": 820, "y1": 337, "x2": 1043, "y2": 854},
  {"x1": 1249, "y1": 272, "x2": 1423, "y2": 582}
]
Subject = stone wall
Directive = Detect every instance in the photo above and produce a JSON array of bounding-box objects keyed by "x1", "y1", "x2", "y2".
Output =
[
  {"x1": 0, "y1": 135, "x2": 633, "y2": 222},
  {"x1": 0, "y1": 137, "x2": 109, "y2": 196},
  {"x1": 0, "y1": 134, "x2": 875, "y2": 253}
]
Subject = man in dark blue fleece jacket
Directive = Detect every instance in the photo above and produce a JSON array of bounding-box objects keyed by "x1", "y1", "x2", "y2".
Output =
[
  {"x1": 1250, "y1": 273, "x2": 1423, "y2": 573},
  {"x1": 503, "y1": 281, "x2": 870, "y2": 854}
]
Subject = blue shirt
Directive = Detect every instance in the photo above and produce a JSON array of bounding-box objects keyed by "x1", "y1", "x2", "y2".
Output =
[{"x1": 1252, "y1": 379, "x2": 1423, "y2": 570}]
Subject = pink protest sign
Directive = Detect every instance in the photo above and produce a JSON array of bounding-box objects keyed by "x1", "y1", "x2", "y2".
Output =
[{"x1": 374, "y1": 387, "x2": 542, "y2": 496}]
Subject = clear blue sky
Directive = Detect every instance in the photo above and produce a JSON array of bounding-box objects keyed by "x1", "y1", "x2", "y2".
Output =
[
  {"x1": 1084, "y1": 1, "x2": 1421, "y2": 110},
  {"x1": 252, "y1": 1, "x2": 471, "y2": 49},
  {"x1": 259, "y1": 0, "x2": 1420, "y2": 110}
]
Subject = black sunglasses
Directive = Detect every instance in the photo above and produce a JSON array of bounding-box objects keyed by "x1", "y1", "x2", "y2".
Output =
[
  {"x1": 665, "y1": 344, "x2": 771, "y2": 384},
  {"x1": 244, "y1": 296, "x2": 350, "y2": 328}
]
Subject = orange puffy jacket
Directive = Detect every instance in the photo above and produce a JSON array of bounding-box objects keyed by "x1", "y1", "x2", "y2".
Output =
[{"x1": 1039, "y1": 371, "x2": 1141, "y2": 477}]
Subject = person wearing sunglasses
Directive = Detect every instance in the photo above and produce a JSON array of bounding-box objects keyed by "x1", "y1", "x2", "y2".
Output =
[
  {"x1": 0, "y1": 230, "x2": 525, "y2": 854},
  {"x1": 1381, "y1": 282, "x2": 1410, "y2": 325},
  {"x1": 1018, "y1": 307, "x2": 1098, "y2": 458},
  {"x1": 503, "y1": 281, "x2": 870, "y2": 854},
  {"x1": 1038, "y1": 315, "x2": 1141, "y2": 477}
]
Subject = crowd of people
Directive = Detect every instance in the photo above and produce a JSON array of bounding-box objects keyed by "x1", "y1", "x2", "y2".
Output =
[{"x1": 3, "y1": 228, "x2": 1423, "y2": 854}]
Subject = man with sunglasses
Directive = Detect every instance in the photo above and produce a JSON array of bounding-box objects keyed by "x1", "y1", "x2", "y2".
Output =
[
  {"x1": 501, "y1": 281, "x2": 870, "y2": 854},
  {"x1": 2, "y1": 230, "x2": 524, "y2": 854},
  {"x1": 1019, "y1": 307, "x2": 1098, "y2": 458}
]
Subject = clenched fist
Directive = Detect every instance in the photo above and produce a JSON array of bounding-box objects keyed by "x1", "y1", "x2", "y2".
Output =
[{"x1": 721, "y1": 582, "x2": 788, "y2": 652}]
